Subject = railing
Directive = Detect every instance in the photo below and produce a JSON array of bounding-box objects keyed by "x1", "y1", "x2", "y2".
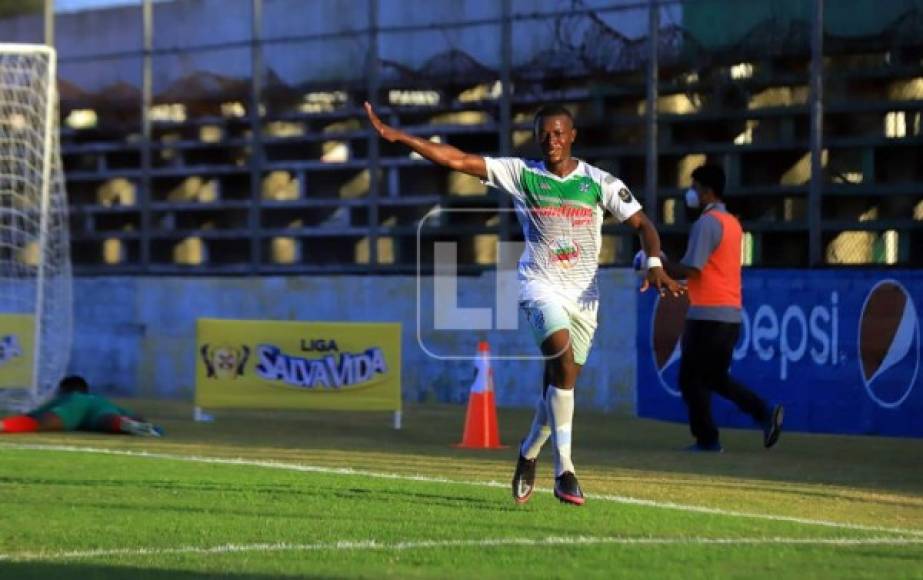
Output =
[{"x1": 5, "y1": 0, "x2": 921, "y2": 273}]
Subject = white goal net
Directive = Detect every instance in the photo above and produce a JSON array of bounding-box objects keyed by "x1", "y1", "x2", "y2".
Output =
[{"x1": 0, "y1": 44, "x2": 72, "y2": 410}]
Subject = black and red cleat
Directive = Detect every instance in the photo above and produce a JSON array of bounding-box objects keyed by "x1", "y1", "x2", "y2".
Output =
[
  {"x1": 554, "y1": 471, "x2": 585, "y2": 506},
  {"x1": 512, "y1": 454, "x2": 537, "y2": 504}
]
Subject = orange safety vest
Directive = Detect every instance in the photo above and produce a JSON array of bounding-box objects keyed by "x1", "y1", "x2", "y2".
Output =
[{"x1": 687, "y1": 209, "x2": 742, "y2": 309}]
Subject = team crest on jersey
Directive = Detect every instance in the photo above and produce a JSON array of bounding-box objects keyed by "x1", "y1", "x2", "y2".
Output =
[
  {"x1": 618, "y1": 187, "x2": 633, "y2": 203},
  {"x1": 549, "y1": 237, "x2": 581, "y2": 269},
  {"x1": 579, "y1": 181, "x2": 590, "y2": 193},
  {"x1": 539, "y1": 182, "x2": 551, "y2": 191}
]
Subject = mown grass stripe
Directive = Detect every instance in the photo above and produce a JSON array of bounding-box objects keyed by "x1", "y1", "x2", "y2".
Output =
[
  {"x1": 3, "y1": 443, "x2": 922, "y2": 539},
  {"x1": 2, "y1": 535, "x2": 922, "y2": 563}
]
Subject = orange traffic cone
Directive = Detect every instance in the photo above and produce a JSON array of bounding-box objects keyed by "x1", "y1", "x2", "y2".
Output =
[{"x1": 455, "y1": 341, "x2": 505, "y2": 449}]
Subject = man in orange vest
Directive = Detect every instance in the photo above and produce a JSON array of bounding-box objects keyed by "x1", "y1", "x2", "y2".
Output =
[{"x1": 661, "y1": 164, "x2": 783, "y2": 452}]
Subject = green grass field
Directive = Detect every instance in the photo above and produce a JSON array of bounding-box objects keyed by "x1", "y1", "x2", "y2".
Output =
[{"x1": 1, "y1": 402, "x2": 922, "y2": 579}]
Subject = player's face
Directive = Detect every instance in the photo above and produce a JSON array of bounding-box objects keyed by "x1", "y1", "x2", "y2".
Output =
[{"x1": 535, "y1": 115, "x2": 576, "y2": 164}]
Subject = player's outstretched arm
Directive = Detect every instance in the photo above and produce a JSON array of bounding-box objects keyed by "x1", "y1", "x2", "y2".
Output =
[
  {"x1": 624, "y1": 210, "x2": 685, "y2": 297},
  {"x1": 364, "y1": 102, "x2": 487, "y2": 179}
]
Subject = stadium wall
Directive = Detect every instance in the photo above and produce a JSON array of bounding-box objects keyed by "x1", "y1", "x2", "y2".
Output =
[
  {"x1": 69, "y1": 269, "x2": 640, "y2": 413},
  {"x1": 70, "y1": 267, "x2": 922, "y2": 435}
]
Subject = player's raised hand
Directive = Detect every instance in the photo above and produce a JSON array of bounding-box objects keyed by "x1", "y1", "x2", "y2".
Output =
[
  {"x1": 641, "y1": 267, "x2": 685, "y2": 297},
  {"x1": 364, "y1": 101, "x2": 399, "y2": 142}
]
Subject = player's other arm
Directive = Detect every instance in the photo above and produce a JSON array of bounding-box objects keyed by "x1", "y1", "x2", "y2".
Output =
[
  {"x1": 364, "y1": 102, "x2": 487, "y2": 179},
  {"x1": 623, "y1": 211, "x2": 684, "y2": 296},
  {"x1": 624, "y1": 210, "x2": 663, "y2": 268},
  {"x1": 598, "y1": 175, "x2": 683, "y2": 296}
]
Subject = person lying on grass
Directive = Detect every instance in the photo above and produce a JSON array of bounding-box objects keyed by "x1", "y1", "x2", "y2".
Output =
[{"x1": 0, "y1": 375, "x2": 162, "y2": 437}]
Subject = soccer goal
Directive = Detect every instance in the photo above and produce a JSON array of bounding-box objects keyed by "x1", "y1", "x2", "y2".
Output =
[{"x1": 0, "y1": 43, "x2": 72, "y2": 410}]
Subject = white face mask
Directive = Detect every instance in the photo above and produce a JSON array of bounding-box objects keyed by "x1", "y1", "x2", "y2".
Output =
[{"x1": 684, "y1": 187, "x2": 700, "y2": 209}]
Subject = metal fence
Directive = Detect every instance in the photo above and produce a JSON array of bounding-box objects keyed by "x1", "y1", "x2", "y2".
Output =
[{"x1": 4, "y1": 0, "x2": 922, "y2": 273}]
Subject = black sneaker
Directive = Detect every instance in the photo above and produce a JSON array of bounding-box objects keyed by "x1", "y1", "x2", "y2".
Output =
[
  {"x1": 512, "y1": 454, "x2": 537, "y2": 504},
  {"x1": 763, "y1": 404, "x2": 784, "y2": 448},
  {"x1": 553, "y1": 471, "x2": 585, "y2": 506}
]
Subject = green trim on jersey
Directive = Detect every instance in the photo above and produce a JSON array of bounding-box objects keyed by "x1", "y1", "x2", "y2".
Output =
[{"x1": 520, "y1": 166, "x2": 600, "y2": 208}]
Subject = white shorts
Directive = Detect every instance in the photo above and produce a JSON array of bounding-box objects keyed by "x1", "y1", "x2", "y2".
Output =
[{"x1": 520, "y1": 296, "x2": 599, "y2": 365}]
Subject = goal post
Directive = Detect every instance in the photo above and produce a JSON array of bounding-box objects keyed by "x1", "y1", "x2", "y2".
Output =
[{"x1": 0, "y1": 43, "x2": 72, "y2": 410}]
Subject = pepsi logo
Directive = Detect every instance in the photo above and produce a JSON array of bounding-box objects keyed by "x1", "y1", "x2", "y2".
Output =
[
  {"x1": 650, "y1": 293, "x2": 689, "y2": 397},
  {"x1": 858, "y1": 280, "x2": 920, "y2": 409}
]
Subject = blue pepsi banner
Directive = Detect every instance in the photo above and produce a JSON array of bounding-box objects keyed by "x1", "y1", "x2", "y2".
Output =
[{"x1": 637, "y1": 270, "x2": 923, "y2": 437}]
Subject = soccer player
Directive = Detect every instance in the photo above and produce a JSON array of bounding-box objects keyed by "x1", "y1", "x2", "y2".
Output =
[
  {"x1": 365, "y1": 102, "x2": 682, "y2": 505},
  {"x1": 0, "y1": 375, "x2": 163, "y2": 437},
  {"x1": 661, "y1": 164, "x2": 783, "y2": 452}
]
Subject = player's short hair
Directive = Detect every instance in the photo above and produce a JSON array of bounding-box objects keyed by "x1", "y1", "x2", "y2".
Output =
[
  {"x1": 691, "y1": 164, "x2": 726, "y2": 198},
  {"x1": 533, "y1": 104, "x2": 574, "y2": 132},
  {"x1": 59, "y1": 375, "x2": 89, "y2": 394}
]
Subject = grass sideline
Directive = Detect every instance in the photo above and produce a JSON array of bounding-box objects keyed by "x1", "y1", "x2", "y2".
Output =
[{"x1": 0, "y1": 401, "x2": 921, "y2": 578}]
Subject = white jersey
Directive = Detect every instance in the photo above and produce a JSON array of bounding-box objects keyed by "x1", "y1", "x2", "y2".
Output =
[{"x1": 484, "y1": 157, "x2": 642, "y2": 303}]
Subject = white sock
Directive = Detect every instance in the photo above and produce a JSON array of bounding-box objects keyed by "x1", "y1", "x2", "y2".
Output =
[
  {"x1": 546, "y1": 385, "x2": 575, "y2": 476},
  {"x1": 519, "y1": 395, "x2": 551, "y2": 460}
]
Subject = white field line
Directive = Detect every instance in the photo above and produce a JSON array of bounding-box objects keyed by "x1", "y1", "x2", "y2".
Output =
[
  {"x1": 2, "y1": 442, "x2": 923, "y2": 539},
  {"x1": 1, "y1": 535, "x2": 922, "y2": 563}
]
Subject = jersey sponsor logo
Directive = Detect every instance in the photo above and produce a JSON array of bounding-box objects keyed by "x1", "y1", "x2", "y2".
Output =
[
  {"x1": 529, "y1": 205, "x2": 593, "y2": 225},
  {"x1": 618, "y1": 188, "x2": 633, "y2": 203},
  {"x1": 0, "y1": 334, "x2": 22, "y2": 366},
  {"x1": 650, "y1": 294, "x2": 689, "y2": 397},
  {"x1": 549, "y1": 237, "x2": 581, "y2": 269},
  {"x1": 858, "y1": 280, "x2": 920, "y2": 408},
  {"x1": 201, "y1": 344, "x2": 250, "y2": 380}
]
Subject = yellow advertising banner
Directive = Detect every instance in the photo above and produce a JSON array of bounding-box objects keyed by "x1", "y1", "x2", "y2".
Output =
[
  {"x1": 195, "y1": 318, "x2": 401, "y2": 412},
  {"x1": 0, "y1": 314, "x2": 35, "y2": 389}
]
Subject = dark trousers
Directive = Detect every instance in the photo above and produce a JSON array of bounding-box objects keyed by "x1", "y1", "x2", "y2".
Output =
[{"x1": 679, "y1": 319, "x2": 769, "y2": 446}]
